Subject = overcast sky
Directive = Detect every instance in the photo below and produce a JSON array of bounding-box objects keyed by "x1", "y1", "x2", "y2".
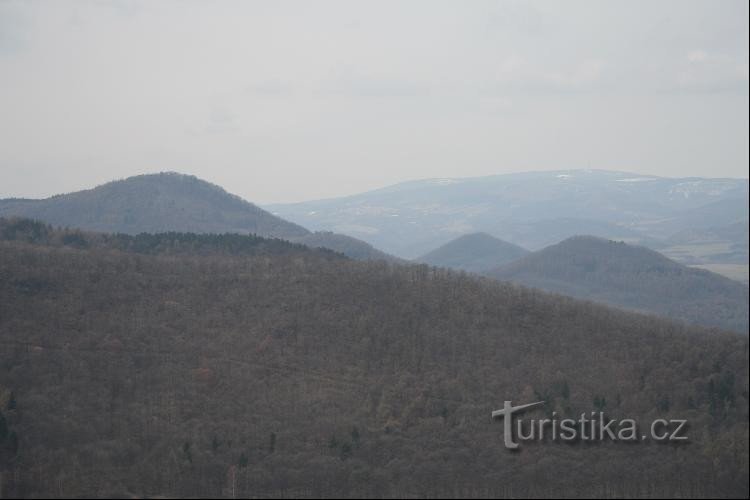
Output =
[{"x1": 1, "y1": 0, "x2": 748, "y2": 204}]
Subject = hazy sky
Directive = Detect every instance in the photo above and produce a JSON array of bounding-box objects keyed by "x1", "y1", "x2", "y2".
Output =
[{"x1": 1, "y1": 0, "x2": 748, "y2": 204}]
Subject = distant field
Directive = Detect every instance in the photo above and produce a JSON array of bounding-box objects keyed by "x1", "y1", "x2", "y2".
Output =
[
  {"x1": 662, "y1": 242, "x2": 734, "y2": 260},
  {"x1": 661, "y1": 240, "x2": 748, "y2": 267},
  {"x1": 690, "y1": 264, "x2": 749, "y2": 284}
]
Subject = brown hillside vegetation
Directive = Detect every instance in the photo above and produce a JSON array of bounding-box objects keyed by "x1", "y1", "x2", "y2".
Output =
[{"x1": 0, "y1": 224, "x2": 747, "y2": 497}]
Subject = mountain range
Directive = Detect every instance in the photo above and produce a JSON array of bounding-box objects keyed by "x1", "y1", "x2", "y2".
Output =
[
  {"x1": 267, "y1": 170, "x2": 749, "y2": 262},
  {"x1": 2, "y1": 171, "x2": 747, "y2": 333},
  {"x1": 0, "y1": 170, "x2": 747, "y2": 496}
]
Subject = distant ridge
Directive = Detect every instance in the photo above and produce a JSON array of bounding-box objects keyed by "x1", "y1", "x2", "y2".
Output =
[
  {"x1": 267, "y1": 169, "x2": 749, "y2": 260},
  {"x1": 416, "y1": 232, "x2": 528, "y2": 272},
  {"x1": 487, "y1": 235, "x2": 749, "y2": 333}
]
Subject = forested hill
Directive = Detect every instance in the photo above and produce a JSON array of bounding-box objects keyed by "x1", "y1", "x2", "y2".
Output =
[
  {"x1": 0, "y1": 172, "x2": 311, "y2": 239},
  {"x1": 0, "y1": 173, "x2": 400, "y2": 262},
  {"x1": 0, "y1": 217, "x2": 344, "y2": 261},
  {"x1": 487, "y1": 236, "x2": 749, "y2": 333},
  {"x1": 416, "y1": 232, "x2": 528, "y2": 273},
  {"x1": 0, "y1": 230, "x2": 747, "y2": 497}
]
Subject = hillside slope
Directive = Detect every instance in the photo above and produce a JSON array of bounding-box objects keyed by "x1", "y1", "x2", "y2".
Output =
[
  {"x1": 488, "y1": 236, "x2": 749, "y2": 333},
  {"x1": 417, "y1": 232, "x2": 528, "y2": 272},
  {"x1": 0, "y1": 228, "x2": 747, "y2": 497},
  {"x1": 295, "y1": 231, "x2": 400, "y2": 262}
]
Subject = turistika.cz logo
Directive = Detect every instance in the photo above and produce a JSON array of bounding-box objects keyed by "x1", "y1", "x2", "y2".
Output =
[{"x1": 491, "y1": 401, "x2": 688, "y2": 450}]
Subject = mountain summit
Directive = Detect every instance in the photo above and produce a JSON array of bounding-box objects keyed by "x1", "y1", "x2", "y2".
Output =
[
  {"x1": 0, "y1": 172, "x2": 401, "y2": 261},
  {"x1": 487, "y1": 235, "x2": 749, "y2": 333},
  {"x1": 417, "y1": 232, "x2": 528, "y2": 273},
  {"x1": 0, "y1": 172, "x2": 311, "y2": 239}
]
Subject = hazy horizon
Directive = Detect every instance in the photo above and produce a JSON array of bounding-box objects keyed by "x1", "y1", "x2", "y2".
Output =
[
  {"x1": 1, "y1": 0, "x2": 748, "y2": 204},
  {"x1": 0, "y1": 167, "x2": 748, "y2": 206}
]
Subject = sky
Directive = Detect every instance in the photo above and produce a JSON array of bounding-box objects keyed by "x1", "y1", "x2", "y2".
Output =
[{"x1": 0, "y1": 0, "x2": 748, "y2": 204}]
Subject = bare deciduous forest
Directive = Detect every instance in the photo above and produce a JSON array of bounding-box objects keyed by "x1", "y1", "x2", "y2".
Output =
[{"x1": 0, "y1": 219, "x2": 747, "y2": 498}]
